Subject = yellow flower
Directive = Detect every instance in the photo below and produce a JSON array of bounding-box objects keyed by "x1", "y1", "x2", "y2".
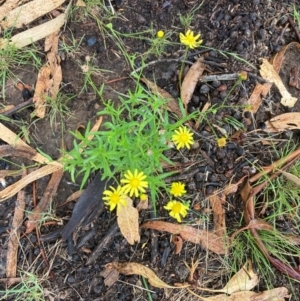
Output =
[
  {"x1": 170, "y1": 182, "x2": 186, "y2": 197},
  {"x1": 157, "y1": 30, "x2": 165, "y2": 38},
  {"x1": 179, "y1": 29, "x2": 203, "y2": 49},
  {"x1": 140, "y1": 194, "x2": 148, "y2": 201},
  {"x1": 217, "y1": 137, "x2": 227, "y2": 148},
  {"x1": 172, "y1": 126, "x2": 194, "y2": 149},
  {"x1": 121, "y1": 169, "x2": 148, "y2": 198},
  {"x1": 164, "y1": 200, "x2": 189, "y2": 223},
  {"x1": 103, "y1": 186, "x2": 127, "y2": 211}
]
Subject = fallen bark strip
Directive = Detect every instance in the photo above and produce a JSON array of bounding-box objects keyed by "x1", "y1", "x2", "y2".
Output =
[{"x1": 6, "y1": 169, "x2": 27, "y2": 278}]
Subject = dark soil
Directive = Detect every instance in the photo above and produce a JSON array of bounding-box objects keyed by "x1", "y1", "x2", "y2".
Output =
[{"x1": 1, "y1": 0, "x2": 300, "y2": 300}]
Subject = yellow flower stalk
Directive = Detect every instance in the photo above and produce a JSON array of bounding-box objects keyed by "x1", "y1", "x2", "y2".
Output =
[
  {"x1": 170, "y1": 182, "x2": 186, "y2": 197},
  {"x1": 103, "y1": 186, "x2": 127, "y2": 211},
  {"x1": 172, "y1": 126, "x2": 194, "y2": 150},
  {"x1": 179, "y1": 29, "x2": 203, "y2": 49},
  {"x1": 121, "y1": 169, "x2": 148, "y2": 198},
  {"x1": 164, "y1": 200, "x2": 189, "y2": 223}
]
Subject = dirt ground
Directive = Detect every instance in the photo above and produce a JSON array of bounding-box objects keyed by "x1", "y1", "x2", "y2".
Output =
[{"x1": 1, "y1": 0, "x2": 300, "y2": 300}]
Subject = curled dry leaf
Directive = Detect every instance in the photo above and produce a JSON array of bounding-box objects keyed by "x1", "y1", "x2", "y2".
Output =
[
  {"x1": 264, "y1": 112, "x2": 300, "y2": 133},
  {"x1": 117, "y1": 197, "x2": 140, "y2": 245},
  {"x1": 100, "y1": 266, "x2": 120, "y2": 287},
  {"x1": 142, "y1": 221, "x2": 227, "y2": 254},
  {"x1": 106, "y1": 262, "x2": 178, "y2": 289},
  {"x1": 196, "y1": 287, "x2": 289, "y2": 301},
  {"x1": 172, "y1": 235, "x2": 183, "y2": 254},
  {"x1": 222, "y1": 260, "x2": 259, "y2": 294},
  {"x1": 260, "y1": 59, "x2": 297, "y2": 108},
  {"x1": 181, "y1": 57, "x2": 206, "y2": 110}
]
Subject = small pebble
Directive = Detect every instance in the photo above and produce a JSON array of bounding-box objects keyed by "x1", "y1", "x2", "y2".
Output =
[
  {"x1": 200, "y1": 84, "x2": 210, "y2": 94},
  {"x1": 87, "y1": 37, "x2": 97, "y2": 46}
]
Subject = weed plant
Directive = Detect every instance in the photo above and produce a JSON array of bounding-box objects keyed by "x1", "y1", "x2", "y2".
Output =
[
  {"x1": 0, "y1": 35, "x2": 41, "y2": 99},
  {"x1": 230, "y1": 155, "x2": 300, "y2": 290},
  {"x1": 0, "y1": 271, "x2": 44, "y2": 301},
  {"x1": 62, "y1": 83, "x2": 198, "y2": 211}
]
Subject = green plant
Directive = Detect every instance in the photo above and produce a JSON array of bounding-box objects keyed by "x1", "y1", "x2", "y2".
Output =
[
  {"x1": 179, "y1": 1, "x2": 205, "y2": 29},
  {"x1": 0, "y1": 34, "x2": 42, "y2": 99},
  {"x1": 0, "y1": 271, "x2": 44, "y2": 301},
  {"x1": 293, "y1": 5, "x2": 300, "y2": 29},
  {"x1": 62, "y1": 83, "x2": 198, "y2": 211},
  {"x1": 45, "y1": 92, "x2": 74, "y2": 130}
]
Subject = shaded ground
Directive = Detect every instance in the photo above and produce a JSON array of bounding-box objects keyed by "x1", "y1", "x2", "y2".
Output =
[{"x1": 1, "y1": 0, "x2": 300, "y2": 300}]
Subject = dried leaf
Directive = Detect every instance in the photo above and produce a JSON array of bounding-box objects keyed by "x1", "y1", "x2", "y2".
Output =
[
  {"x1": 76, "y1": 0, "x2": 86, "y2": 7},
  {"x1": 141, "y1": 77, "x2": 182, "y2": 118},
  {"x1": 222, "y1": 260, "x2": 259, "y2": 294},
  {"x1": 172, "y1": 235, "x2": 183, "y2": 254},
  {"x1": 142, "y1": 221, "x2": 227, "y2": 254},
  {"x1": 0, "y1": 0, "x2": 21, "y2": 21},
  {"x1": 6, "y1": 169, "x2": 27, "y2": 278},
  {"x1": 100, "y1": 266, "x2": 119, "y2": 287},
  {"x1": 181, "y1": 57, "x2": 206, "y2": 109},
  {"x1": 199, "y1": 287, "x2": 289, "y2": 301},
  {"x1": 260, "y1": 59, "x2": 297, "y2": 108},
  {"x1": 58, "y1": 190, "x2": 85, "y2": 207},
  {"x1": 25, "y1": 168, "x2": 63, "y2": 233},
  {"x1": 0, "y1": 122, "x2": 55, "y2": 164},
  {"x1": 0, "y1": 164, "x2": 62, "y2": 202},
  {"x1": 279, "y1": 169, "x2": 300, "y2": 186},
  {"x1": 32, "y1": 65, "x2": 52, "y2": 118},
  {"x1": 264, "y1": 112, "x2": 300, "y2": 133},
  {"x1": 0, "y1": 0, "x2": 66, "y2": 29},
  {"x1": 0, "y1": 13, "x2": 67, "y2": 49},
  {"x1": 106, "y1": 262, "x2": 176, "y2": 288},
  {"x1": 117, "y1": 197, "x2": 140, "y2": 245},
  {"x1": 209, "y1": 194, "x2": 226, "y2": 238},
  {"x1": 244, "y1": 83, "x2": 272, "y2": 114}
]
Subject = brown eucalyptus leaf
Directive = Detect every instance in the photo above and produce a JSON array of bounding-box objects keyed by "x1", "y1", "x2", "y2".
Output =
[
  {"x1": 264, "y1": 113, "x2": 300, "y2": 133},
  {"x1": 222, "y1": 260, "x2": 259, "y2": 294},
  {"x1": 117, "y1": 197, "x2": 140, "y2": 245},
  {"x1": 106, "y1": 262, "x2": 176, "y2": 288},
  {"x1": 141, "y1": 221, "x2": 227, "y2": 254},
  {"x1": 181, "y1": 57, "x2": 206, "y2": 109}
]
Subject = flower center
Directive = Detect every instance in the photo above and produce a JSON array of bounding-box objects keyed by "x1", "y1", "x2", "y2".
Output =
[
  {"x1": 111, "y1": 193, "x2": 120, "y2": 204},
  {"x1": 172, "y1": 203, "x2": 182, "y2": 214},
  {"x1": 179, "y1": 133, "x2": 189, "y2": 142},
  {"x1": 186, "y1": 35, "x2": 195, "y2": 43},
  {"x1": 130, "y1": 178, "x2": 140, "y2": 188}
]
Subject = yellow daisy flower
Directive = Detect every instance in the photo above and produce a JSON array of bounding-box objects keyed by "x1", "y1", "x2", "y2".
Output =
[
  {"x1": 121, "y1": 169, "x2": 148, "y2": 198},
  {"x1": 164, "y1": 200, "x2": 189, "y2": 223},
  {"x1": 170, "y1": 182, "x2": 186, "y2": 197},
  {"x1": 172, "y1": 126, "x2": 194, "y2": 150},
  {"x1": 103, "y1": 186, "x2": 127, "y2": 211},
  {"x1": 157, "y1": 30, "x2": 165, "y2": 38},
  {"x1": 179, "y1": 29, "x2": 203, "y2": 49},
  {"x1": 217, "y1": 137, "x2": 227, "y2": 148}
]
